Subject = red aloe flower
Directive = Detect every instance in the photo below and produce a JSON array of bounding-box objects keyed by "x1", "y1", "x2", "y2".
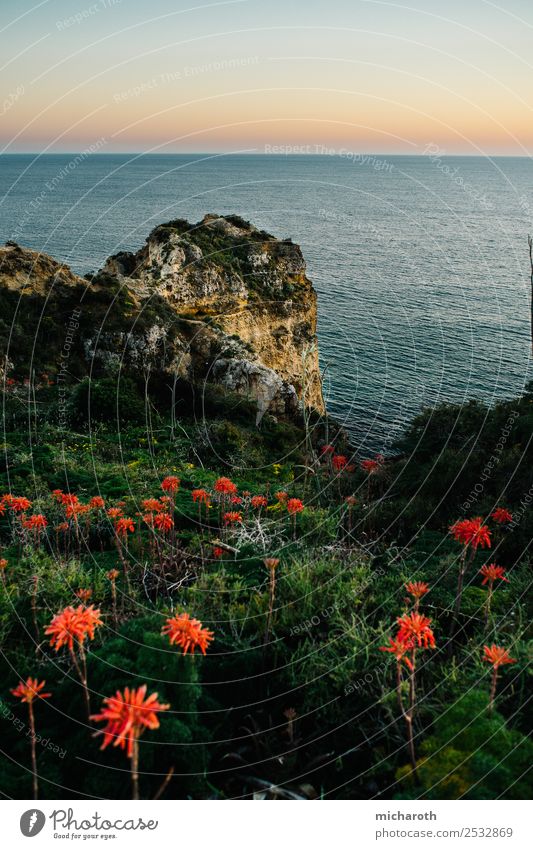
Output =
[
  {"x1": 91, "y1": 685, "x2": 170, "y2": 757},
  {"x1": 449, "y1": 517, "x2": 491, "y2": 550},
  {"x1": 76, "y1": 588, "x2": 93, "y2": 603},
  {"x1": 45, "y1": 606, "x2": 87, "y2": 652},
  {"x1": 379, "y1": 637, "x2": 414, "y2": 670},
  {"x1": 212, "y1": 546, "x2": 225, "y2": 558},
  {"x1": 66, "y1": 503, "x2": 90, "y2": 519},
  {"x1": 491, "y1": 507, "x2": 513, "y2": 524},
  {"x1": 480, "y1": 563, "x2": 509, "y2": 585},
  {"x1": 89, "y1": 496, "x2": 105, "y2": 510},
  {"x1": 396, "y1": 612, "x2": 436, "y2": 649},
  {"x1": 161, "y1": 475, "x2": 180, "y2": 494},
  {"x1": 286, "y1": 498, "x2": 304, "y2": 515},
  {"x1": 45, "y1": 605, "x2": 102, "y2": 652},
  {"x1": 320, "y1": 444, "x2": 334, "y2": 456},
  {"x1": 107, "y1": 507, "x2": 123, "y2": 520},
  {"x1": 115, "y1": 517, "x2": 135, "y2": 537},
  {"x1": 141, "y1": 498, "x2": 162, "y2": 512},
  {"x1": 483, "y1": 644, "x2": 516, "y2": 714},
  {"x1": 483, "y1": 644, "x2": 516, "y2": 669},
  {"x1": 25, "y1": 514, "x2": 48, "y2": 531},
  {"x1": 51, "y1": 489, "x2": 64, "y2": 501},
  {"x1": 405, "y1": 581, "x2": 430, "y2": 599},
  {"x1": 192, "y1": 488, "x2": 210, "y2": 505},
  {"x1": 361, "y1": 460, "x2": 381, "y2": 475},
  {"x1": 162, "y1": 612, "x2": 214, "y2": 655},
  {"x1": 214, "y1": 477, "x2": 237, "y2": 495},
  {"x1": 332, "y1": 454, "x2": 348, "y2": 471},
  {"x1": 11, "y1": 676, "x2": 52, "y2": 799},
  {"x1": 251, "y1": 495, "x2": 268, "y2": 509},
  {"x1": 223, "y1": 511, "x2": 242, "y2": 525},
  {"x1": 11, "y1": 677, "x2": 51, "y2": 703},
  {"x1": 153, "y1": 512, "x2": 173, "y2": 533},
  {"x1": 10, "y1": 496, "x2": 32, "y2": 513},
  {"x1": 275, "y1": 491, "x2": 288, "y2": 504}
]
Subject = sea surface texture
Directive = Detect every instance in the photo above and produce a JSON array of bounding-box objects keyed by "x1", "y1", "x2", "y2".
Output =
[{"x1": 1, "y1": 153, "x2": 532, "y2": 450}]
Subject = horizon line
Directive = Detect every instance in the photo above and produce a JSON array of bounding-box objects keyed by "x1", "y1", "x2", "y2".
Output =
[{"x1": 1, "y1": 151, "x2": 531, "y2": 158}]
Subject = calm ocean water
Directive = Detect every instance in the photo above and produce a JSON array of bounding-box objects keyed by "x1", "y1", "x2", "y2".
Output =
[{"x1": 1, "y1": 153, "x2": 532, "y2": 449}]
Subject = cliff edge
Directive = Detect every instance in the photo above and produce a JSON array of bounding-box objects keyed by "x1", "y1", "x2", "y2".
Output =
[{"x1": 0, "y1": 215, "x2": 324, "y2": 423}]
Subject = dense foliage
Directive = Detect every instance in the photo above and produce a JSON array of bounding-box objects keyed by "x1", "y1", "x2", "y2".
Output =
[{"x1": 0, "y1": 375, "x2": 531, "y2": 800}]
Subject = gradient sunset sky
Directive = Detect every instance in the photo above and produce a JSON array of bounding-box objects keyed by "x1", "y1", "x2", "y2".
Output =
[{"x1": 2, "y1": 0, "x2": 532, "y2": 154}]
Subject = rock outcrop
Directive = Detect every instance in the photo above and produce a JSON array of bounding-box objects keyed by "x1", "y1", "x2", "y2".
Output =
[{"x1": 0, "y1": 215, "x2": 324, "y2": 423}]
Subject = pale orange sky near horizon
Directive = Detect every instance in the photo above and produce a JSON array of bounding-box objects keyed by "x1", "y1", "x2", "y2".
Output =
[{"x1": 1, "y1": 0, "x2": 533, "y2": 155}]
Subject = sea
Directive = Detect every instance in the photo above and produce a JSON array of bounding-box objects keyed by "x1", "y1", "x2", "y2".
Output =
[{"x1": 1, "y1": 153, "x2": 532, "y2": 451}]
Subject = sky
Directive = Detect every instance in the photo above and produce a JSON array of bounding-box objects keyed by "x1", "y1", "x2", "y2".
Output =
[{"x1": 1, "y1": 0, "x2": 533, "y2": 154}]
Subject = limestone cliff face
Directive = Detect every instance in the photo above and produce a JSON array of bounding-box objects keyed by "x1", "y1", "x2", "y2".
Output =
[{"x1": 0, "y1": 215, "x2": 324, "y2": 422}]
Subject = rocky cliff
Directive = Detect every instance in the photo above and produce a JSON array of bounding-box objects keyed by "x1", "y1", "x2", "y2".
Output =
[{"x1": 0, "y1": 215, "x2": 324, "y2": 423}]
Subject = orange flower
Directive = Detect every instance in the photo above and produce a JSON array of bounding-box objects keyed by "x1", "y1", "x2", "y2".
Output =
[
  {"x1": 153, "y1": 512, "x2": 173, "y2": 533},
  {"x1": 141, "y1": 498, "x2": 162, "y2": 512},
  {"x1": 107, "y1": 569, "x2": 120, "y2": 581},
  {"x1": 396, "y1": 613, "x2": 436, "y2": 649},
  {"x1": 76, "y1": 588, "x2": 93, "y2": 603},
  {"x1": 10, "y1": 496, "x2": 32, "y2": 513},
  {"x1": 480, "y1": 563, "x2": 509, "y2": 586},
  {"x1": 320, "y1": 444, "x2": 334, "y2": 456},
  {"x1": 115, "y1": 517, "x2": 135, "y2": 537},
  {"x1": 24, "y1": 513, "x2": 48, "y2": 531},
  {"x1": 491, "y1": 507, "x2": 513, "y2": 524},
  {"x1": 223, "y1": 511, "x2": 242, "y2": 525},
  {"x1": 449, "y1": 517, "x2": 491, "y2": 550},
  {"x1": 91, "y1": 685, "x2": 169, "y2": 758},
  {"x1": 61, "y1": 493, "x2": 79, "y2": 509},
  {"x1": 66, "y1": 502, "x2": 90, "y2": 519},
  {"x1": 379, "y1": 637, "x2": 414, "y2": 670},
  {"x1": 161, "y1": 476, "x2": 180, "y2": 494},
  {"x1": 142, "y1": 512, "x2": 155, "y2": 527},
  {"x1": 45, "y1": 605, "x2": 102, "y2": 652},
  {"x1": 192, "y1": 488, "x2": 210, "y2": 505},
  {"x1": 212, "y1": 546, "x2": 225, "y2": 558},
  {"x1": 214, "y1": 477, "x2": 237, "y2": 495},
  {"x1": 251, "y1": 495, "x2": 268, "y2": 509},
  {"x1": 345, "y1": 495, "x2": 357, "y2": 506},
  {"x1": 51, "y1": 489, "x2": 64, "y2": 501},
  {"x1": 90, "y1": 496, "x2": 105, "y2": 510},
  {"x1": 11, "y1": 677, "x2": 51, "y2": 703},
  {"x1": 162, "y1": 612, "x2": 214, "y2": 655},
  {"x1": 79, "y1": 605, "x2": 102, "y2": 641},
  {"x1": 55, "y1": 522, "x2": 69, "y2": 533},
  {"x1": 275, "y1": 491, "x2": 288, "y2": 504},
  {"x1": 405, "y1": 581, "x2": 430, "y2": 599},
  {"x1": 482, "y1": 644, "x2": 516, "y2": 669},
  {"x1": 286, "y1": 498, "x2": 304, "y2": 515},
  {"x1": 0, "y1": 558, "x2": 7, "y2": 571},
  {"x1": 107, "y1": 507, "x2": 123, "y2": 519}
]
